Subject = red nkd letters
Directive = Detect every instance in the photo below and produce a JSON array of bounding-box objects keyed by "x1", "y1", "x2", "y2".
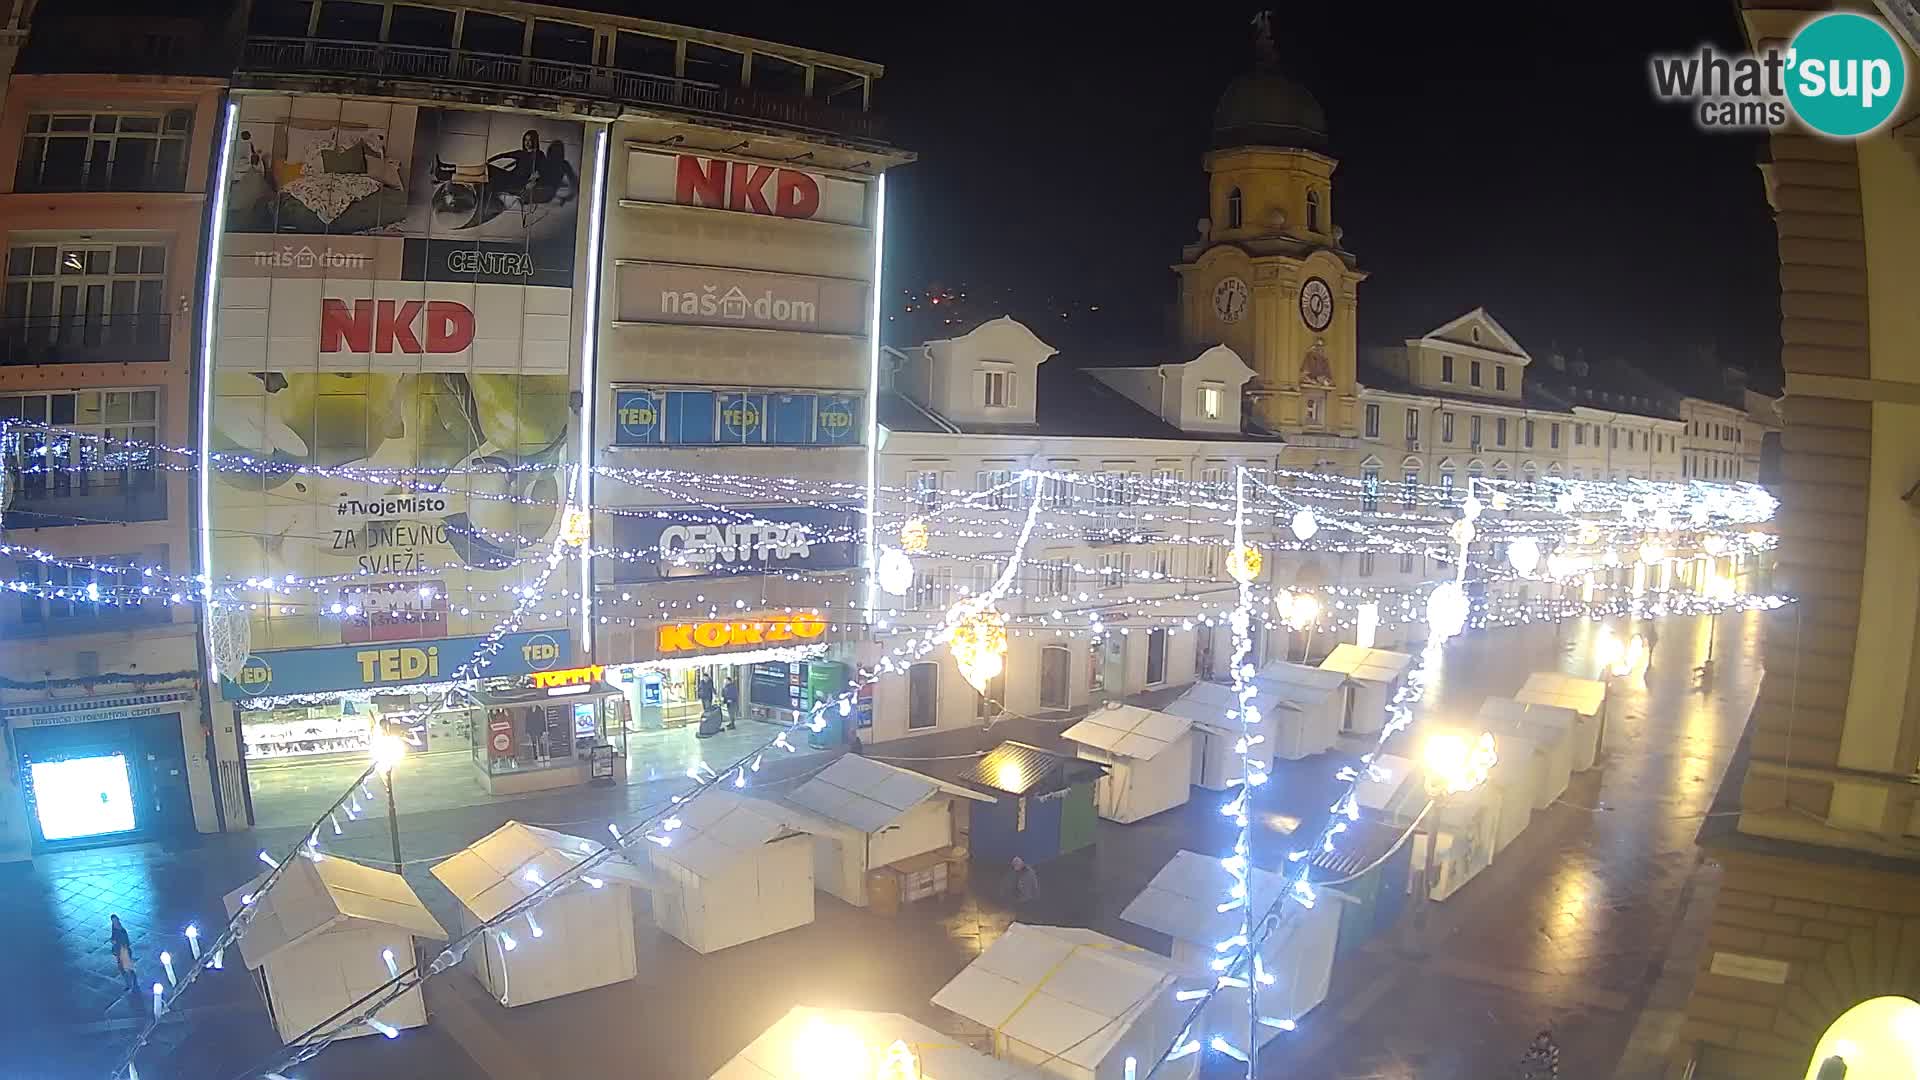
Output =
[
  {"x1": 674, "y1": 155, "x2": 822, "y2": 219},
  {"x1": 320, "y1": 299, "x2": 476, "y2": 354}
]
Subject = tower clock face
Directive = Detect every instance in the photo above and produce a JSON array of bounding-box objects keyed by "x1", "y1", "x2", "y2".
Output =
[
  {"x1": 1299, "y1": 277, "x2": 1334, "y2": 332},
  {"x1": 1212, "y1": 276, "x2": 1250, "y2": 324}
]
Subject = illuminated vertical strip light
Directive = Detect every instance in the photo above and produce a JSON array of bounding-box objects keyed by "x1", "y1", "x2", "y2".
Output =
[
  {"x1": 863, "y1": 172, "x2": 886, "y2": 617},
  {"x1": 575, "y1": 125, "x2": 611, "y2": 656},
  {"x1": 197, "y1": 99, "x2": 240, "y2": 678}
]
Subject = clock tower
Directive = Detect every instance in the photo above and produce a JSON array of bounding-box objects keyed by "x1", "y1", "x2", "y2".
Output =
[{"x1": 1173, "y1": 15, "x2": 1366, "y2": 446}]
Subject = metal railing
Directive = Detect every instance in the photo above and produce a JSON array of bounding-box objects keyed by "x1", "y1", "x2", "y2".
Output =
[
  {"x1": 0, "y1": 313, "x2": 173, "y2": 366},
  {"x1": 239, "y1": 37, "x2": 882, "y2": 141}
]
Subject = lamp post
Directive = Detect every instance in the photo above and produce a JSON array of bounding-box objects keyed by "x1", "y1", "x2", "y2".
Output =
[
  {"x1": 1416, "y1": 731, "x2": 1497, "y2": 924},
  {"x1": 371, "y1": 728, "x2": 407, "y2": 873}
]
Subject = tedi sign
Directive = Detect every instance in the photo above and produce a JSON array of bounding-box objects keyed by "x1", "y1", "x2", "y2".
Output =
[{"x1": 321, "y1": 299, "x2": 477, "y2": 354}]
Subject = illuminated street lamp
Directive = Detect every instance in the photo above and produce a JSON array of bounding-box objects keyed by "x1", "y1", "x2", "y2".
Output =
[
  {"x1": 1415, "y1": 731, "x2": 1496, "y2": 915},
  {"x1": 371, "y1": 728, "x2": 407, "y2": 872}
]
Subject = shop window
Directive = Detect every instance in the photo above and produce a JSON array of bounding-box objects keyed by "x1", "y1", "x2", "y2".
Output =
[
  {"x1": 1146, "y1": 628, "x2": 1168, "y2": 686},
  {"x1": 0, "y1": 388, "x2": 162, "y2": 527},
  {"x1": 18, "y1": 110, "x2": 193, "y2": 193},
  {"x1": 614, "y1": 31, "x2": 677, "y2": 75},
  {"x1": 907, "y1": 662, "x2": 938, "y2": 729},
  {"x1": 386, "y1": 4, "x2": 454, "y2": 48}
]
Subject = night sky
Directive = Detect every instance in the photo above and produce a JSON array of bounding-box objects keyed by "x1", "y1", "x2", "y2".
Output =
[{"x1": 680, "y1": 1, "x2": 1782, "y2": 383}]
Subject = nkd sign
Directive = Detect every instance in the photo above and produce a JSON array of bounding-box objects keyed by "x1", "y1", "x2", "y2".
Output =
[
  {"x1": 617, "y1": 262, "x2": 868, "y2": 336},
  {"x1": 625, "y1": 149, "x2": 869, "y2": 227},
  {"x1": 612, "y1": 506, "x2": 858, "y2": 582},
  {"x1": 321, "y1": 298, "x2": 476, "y2": 354}
]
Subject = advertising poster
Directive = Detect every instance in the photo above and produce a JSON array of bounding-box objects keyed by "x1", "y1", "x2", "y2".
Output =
[{"x1": 211, "y1": 94, "x2": 586, "y2": 654}]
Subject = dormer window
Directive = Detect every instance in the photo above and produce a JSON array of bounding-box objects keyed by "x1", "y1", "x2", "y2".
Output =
[
  {"x1": 1198, "y1": 383, "x2": 1224, "y2": 420},
  {"x1": 1226, "y1": 188, "x2": 1243, "y2": 229},
  {"x1": 1306, "y1": 189, "x2": 1322, "y2": 233},
  {"x1": 981, "y1": 367, "x2": 1013, "y2": 408}
]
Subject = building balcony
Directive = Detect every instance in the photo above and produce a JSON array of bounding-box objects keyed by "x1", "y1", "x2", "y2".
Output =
[
  {"x1": 237, "y1": 36, "x2": 885, "y2": 142},
  {"x1": 0, "y1": 314, "x2": 172, "y2": 366}
]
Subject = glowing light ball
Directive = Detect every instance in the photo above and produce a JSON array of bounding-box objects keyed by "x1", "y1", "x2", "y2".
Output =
[
  {"x1": 1490, "y1": 491, "x2": 1510, "y2": 512},
  {"x1": 1462, "y1": 495, "x2": 1483, "y2": 520},
  {"x1": 1704, "y1": 535, "x2": 1729, "y2": 556},
  {"x1": 1639, "y1": 542, "x2": 1666, "y2": 566},
  {"x1": 875, "y1": 547, "x2": 914, "y2": 596},
  {"x1": 1226, "y1": 545, "x2": 1263, "y2": 583},
  {"x1": 559, "y1": 506, "x2": 591, "y2": 547},
  {"x1": 1449, "y1": 518, "x2": 1476, "y2": 547},
  {"x1": 949, "y1": 603, "x2": 1008, "y2": 693},
  {"x1": 1621, "y1": 501, "x2": 1642, "y2": 523},
  {"x1": 371, "y1": 731, "x2": 407, "y2": 775},
  {"x1": 1289, "y1": 508, "x2": 1318, "y2": 541},
  {"x1": 791, "y1": 1018, "x2": 872, "y2": 1080},
  {"x1": 1577, "y1": 522, "x2": 1601, "y2": 545},
  {"x1": 1286, "y1": 593, "x2": 1320, "y2": 629},
  {"x1": 1555, "y1": 489, "x2": 1577, "y2": 513},
  {"x1": 899, "y1": 517, "x2": 929, "y2": 554},
  {"x1": 1651, "y1": 507, "x2": 1674, "y2": 531},
  {"x1": 1426, "y1": 582, "x2": 1469, "y2": 640},
  {"x1": 1507, "y1": 537, "x2": 1541, "y2": 575},
  {"x1": 1421, "y1": 731, "x2": 1498, "y2": 797}
]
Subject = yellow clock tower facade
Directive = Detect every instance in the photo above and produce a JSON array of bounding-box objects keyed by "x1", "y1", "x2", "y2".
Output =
[{"x1": 1173, "y1": 26, "x2": 1366, "y2": 466}]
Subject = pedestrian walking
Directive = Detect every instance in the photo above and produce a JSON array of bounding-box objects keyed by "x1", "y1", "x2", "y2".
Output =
[
  {"x1": 108, "y1": 914, "x2": 137, "y2": 995},
  {"x1": 1007, "y1": 856, "x2": 1039, "y2": 906},
  {"x1": 1643, "y1": 622, "x2": 1659, "y2": 676},
  {"x1": 721, "y1": 676, "x2": 739, "y2": 730},
  {"x1": 696, "y1": 671, "x2": 715, "y2": 710}
]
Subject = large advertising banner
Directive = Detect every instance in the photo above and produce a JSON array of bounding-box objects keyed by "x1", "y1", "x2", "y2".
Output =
[
  {"x1": 212, "y1": 94, "x2": 586, "y2": 658},
  {"x1": 623, "y1": 149, "x2": 869, "y2": 227}
]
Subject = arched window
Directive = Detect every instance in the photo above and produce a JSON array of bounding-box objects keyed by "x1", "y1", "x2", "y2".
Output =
[
  {"x1": 1306, "y1": 189, "x2": 1322, "y2": 232},
  {"x1": 1227, "y1": 187, "x2": 1243, "y2": 229}
]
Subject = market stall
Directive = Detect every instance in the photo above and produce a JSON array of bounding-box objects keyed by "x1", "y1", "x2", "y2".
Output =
[
  {"x1": 1317, "y1": 645, "x2": 1415, "y2": 739},
  {"x1": 782, "y1": 754, "x2": 991, "y2": 908},
  {"x1": 468, "y1": 680, "x2": 628, "y2": 796},
  {"x1": 952, "y1": 742, "x2": 1105, "y2": 865},
  {"x1": 222, "y1": 854, "x2": 445, "y2": 1045},
  {"x1": 1060, "y1": 704, "x2": 1195, "y2": 824},
  {"x1": 1353, "y1": 752, "x2": 1425, "y2": 825},
  {"x1": 1479, "y1": 725, "x2": 1546, "y2": 854},
  {"x1": 711, "y1": 1005, "x2": 1047, "y2": 1079},
  {"x1": 1307, "y1": 817, "x2": 1412, "y2": 953},
  {"x1": 932, "y1": 923, "x2": 1199, "y2": 1080},
  {"x1": 645, "y1": 790, "x2": 815, "y2": 955},
  {"x1": 1514, "y1": 671, "x2": 1609, "y2": 770},
  {"x1": 1477, "y1": 698, "x2": 1576, "y2": 810},
  {"x1": 1253, "y1": 661, "x2": 1347, "y2": 759},
  {"x1": 429, "y1": 820, "x2": 652, "y2": 1006},
  {"x1": 1161, "y1": 681, "x2": 1261, "y2": 790},
  {"x1": 1121, "y1": 849, "x2": 1343, "y2": 1044},
  {"x1": 1416, "y1": 783, "x2": 1503, "y2": 902}
]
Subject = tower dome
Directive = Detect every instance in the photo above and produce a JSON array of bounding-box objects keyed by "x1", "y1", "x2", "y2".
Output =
[{"x1": 1211, "y1": 14, "x2": 1327, "y2": 151}]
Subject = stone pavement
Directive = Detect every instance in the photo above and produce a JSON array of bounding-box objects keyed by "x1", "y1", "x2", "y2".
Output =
[{"x1": 0, "y1": 611, "x2": 1769, "y2": 1080}]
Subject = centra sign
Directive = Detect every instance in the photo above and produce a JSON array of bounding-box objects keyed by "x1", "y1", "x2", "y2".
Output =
[{"x1": 656, "y1": 614, "x2": 829, "y2": 654}]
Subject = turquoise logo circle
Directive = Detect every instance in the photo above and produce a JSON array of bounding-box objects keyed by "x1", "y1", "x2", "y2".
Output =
[
  {"x1": 1786, "y1": 13, "x2": 1907, "y2": 137},
  {"x1": 235, "y1": 655, "x2": 273, "y2": 695}
]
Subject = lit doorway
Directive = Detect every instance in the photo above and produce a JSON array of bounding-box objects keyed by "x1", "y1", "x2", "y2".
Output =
[{"x1": 29, "y1": 754, "x2": 136, "y2": 842}]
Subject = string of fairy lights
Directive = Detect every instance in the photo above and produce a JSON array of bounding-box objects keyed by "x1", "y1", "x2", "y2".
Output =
[{"x1": 9, "y1": 412, "x2": 1783, "y2": 1080}]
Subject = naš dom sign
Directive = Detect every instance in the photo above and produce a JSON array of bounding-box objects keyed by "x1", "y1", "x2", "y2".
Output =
[{"x1": 656, "y1": 614, "x2": 829, "y2": 655}]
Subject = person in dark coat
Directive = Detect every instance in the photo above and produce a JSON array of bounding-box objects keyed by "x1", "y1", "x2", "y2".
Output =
[
  {"x1": 720, "y1": 676, "x2": 739, "y2": 730},
  {"x1": 1007, "y1": 857, "x2": 1040, "y2": 905},
  {"x1": 108, "y1": 914, "x2": 137, "y2": 994}
]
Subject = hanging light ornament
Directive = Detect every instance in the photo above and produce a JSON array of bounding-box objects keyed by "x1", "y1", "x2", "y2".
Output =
[
  {"x1": 1463, "y1": 494, "x2": 1484, "y2": 520},
  {"x1": 559, "y1": 505, "x2": 592, "y2": 547},
  {"x1": 948, "y1": 601, "x2": 1008, "y2": 693},
  {"x1": 1621, "y1": 500, "x2": 1642, "y2": 524},
  {"x1": 1449, "y1": 518, "x2": 1476, "y2": 547},
  {"x1": 1577, "y1": 522, "x2": 1602, "y2": 546},
  {"x1": 1507, "y1": 537, "x2": 1541, "y2": 575},
  {"x1": 1426, "y1": 582, "x2": 1470, "y2": 640},
  {"x1": 1704, "y1": 534, "x2": 1729, "y2": 556},
  {"x1": 1651, "y1": 507, "x2": 1674, "y2": 531},
  {"x1": 1289, "y1": 508, "x2": 1318, "y2": 541},
  {"x1": 1490, "y1": 491, "x2": 1510, "y2": 512},
  {"x1": 1226, "y1": 545, "x2": 1263, "y2": 584},
  {"x1": 875, "y1": 547, "x2": 914, "y2": 596},
  {"x1": 1555, "y1": 489, "x2": 1577, "y2": 513},
  {"x1": 1639, "y1": 541, "x2": 1666, "y2": 566},
  {"x1": 899, "y1": 517, "x2": 929, "y2": 554}
]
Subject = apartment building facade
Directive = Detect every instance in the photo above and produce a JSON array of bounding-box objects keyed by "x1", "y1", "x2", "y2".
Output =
[{"x1": 0, "y1": 6, "x2": 232, "y2": 862}]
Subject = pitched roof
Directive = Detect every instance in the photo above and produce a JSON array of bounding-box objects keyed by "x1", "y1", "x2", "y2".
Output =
[
  {"x1": 786, "y1": 755, "x2": 990, "y2": 834},
  {"x1": 1476, "y1": 697, "x2": 1579, "y2": 741},
  {"x1": 1514, "y1": 672, "x2": 1607, "y2": 718},
  {"x1": 931, "y1": 924, "x2": 1190, "y2": 1071},
  {"x1": 1352, "y1": 753, "x2": 1422, "y2": 815},
  {"x1": 223, "y1": 854, "x2": 445, "y2": 969},
  {"x1": 430, "y1": 821, "x2": 652, "y2": 921},
  {"x1": 880, "y1": 361, "x2": 1282, "y2": 443},
  {"x1": 1060, "y1": 704, "x2": 1193, "y2": 761},
  {"x1": 1252, "y1": 661, "x2": 1347, "y2": 705},
  {"x1": 1319, "y1": 644, "x2": 1414, "y2": 685},
  {"x1": 1357, "y1": 357, "x2": 1574, "y2": 415},
  {"x1": 711, "y1": 1006, "x2": 1045, "y2": 1080},
  {"x1": 653, "y1": 790, "x2": 808, "y2": 879},
  {"x1": 1120, "y1": 849, "x2": 1286, "y2": 945},
  {"x1": 961, "y1": 741, "x2": 1107, "y2": 797}
]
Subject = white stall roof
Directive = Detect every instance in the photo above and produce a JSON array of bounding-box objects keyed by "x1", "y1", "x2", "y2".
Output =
[
  {"x1": 223, "y1": 854, "x2": 445, "y2": 970},
  {"x1": 657, "y1": 791, "x2": 807, "y2": 880},
  {"x1": 1353, "y1": 753, "x2": 1421, "y2": 813},
  {"x1": 1160, "y1": 681, "x2": 1242, "y2": 735},
  {"x1": 430, "y1": 820, "x2": 652, "y2": 922},
  {"x1": 933, "y1": 924, "x2": 1189, "y2": 1072},
  {"x1": 1319, "y1": 644, "x2": 1415, "y2": 685},
  {"x1": 1254, "y1": 661, "x2": 1347, "y2": 706},
  {"x1": 1515, "y1": 672, "x2": 1608, "y2": 718},
  {"x1": 1121, "y1": 849, "x2": 1286, "y2": 945},
  {"x1": 712, "y1": 1005, "x2": 1044, "y2": 1080},
  {"x1": 1061, "y1": 704, "x2": 1193, "y2": 761},
  {"x1": 1478, "y1": 697, "x2": 1579, "y2": 737},
  {"x1": 787, "y1": 755, "x2": 991, "y2": 835}
]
